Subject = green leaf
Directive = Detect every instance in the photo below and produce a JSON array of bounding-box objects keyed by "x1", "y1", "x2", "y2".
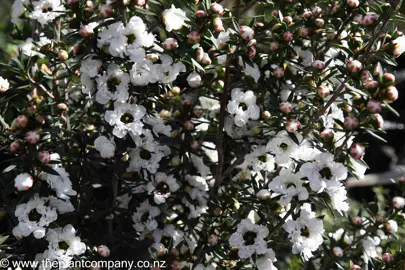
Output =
[
  {"x1": 134, "y1": 7, "x2": 156, "y2": 16},
  {"x1": 41, "y1": 166, "x2": 61, "y2": 176},
  {"x1": 383, "y1": 101, "x2": 400, "y2": 117},
  {"x1": 2, "y1": 165, "x2": 17, "y2": 173},
  {"x1": 191, "y1": 58, "x2": 205, "y2": 72},
  {"x1": 0, "y1": 235, "x2": 9, "y2": 246},
  {"x1": 288, "y1": 132, "x2": 300, "y2": 145}
]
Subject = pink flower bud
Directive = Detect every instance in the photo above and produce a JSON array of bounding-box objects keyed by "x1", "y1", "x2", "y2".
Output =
[
  {"x1": 353, "y1": 14, "x2": 363, "y2": 24},
  {"x1": 99, "y1": 4, "x2": 112, "y2": 17},
  {"x1": 213, "y1": 17, "x2": 224, "y2": 32},
  {"x1": 384, "y1": 86, "x2": 398, "y2": 103},
  {"x1": 14, "y1": 173, "x2": 34, "y2": 191},
  {"x1": 317, "y1": 85, "x2": 330, "y2": 98},
  {"x1": 320, "y1": 129, "x2": 334, "y2": 139},
  {"x1": 283, "y1": 16, "x2": 293, "y2": 25},
  {"x1": 347, "y1": 60, "x2": 362, "y2": 73},
  {"x1": 16, "y1": 115, "x2": 28, "y2": 128},
  {"x1": 26, "y1": 130, "x2": 41, "y2": 144},
  {"x1": 188, "y1": 31, "x2": 201, "y2": 44},
  {"x1": 315, "y1": 18, "x2": 324, "y2": 27},
  {"x1": 347, "y1": 0, "x2": 359, "y2": 8},
  {"x1": 363, "y1": 80, "x2": 379, "y2": 90},
  {"x1": 382, "y1": 253, "x2": 394, "y2": 263},
  {"x1": 135, "y1": 0, "x2": 145, "y2": 6},
  {"x1": 163, "y1": 38, "x2": 178, "y2": 50},
  {"x1": 350, "y1": 263, "x2": 361, "y2": 270},
  {"x1": 201, "y1": 53, "x2": 212, "y2": 65},
  {"x1": 303, "y1": 10, "x2": 312, "y2": 19},
  {"x1": 352, "y1": 216, "x2": 362, "y2": 225},
  {"x1": 286, "y1": 119, "x2": 301, "y2": 132},
  {"x1": 257, "y1": 189, "x2": 271, "y2": 200},
  {"x1": 195, "y1": 10, "x2": 207, "y2": 18},
  {"x1": 36, "y1": 115, "x2": 45, "y2": 125},
  {"x1": 283, "y1": 31, "x2": 294, "y2": 41},
  {"x1": 298, "y1": 27, "x2": 309, "y2": 37},
  {"x1": 79, "y1": 24, "x2": 96, "y2": 37},
  {"x1": 187, "y1": 72, "x2": 202, "y2": 88},
  {"x1": 363, "y1": 12, "x2": 378, "y2": 25},
  {"x1": 279, "y1": 102, "x2": 293, "y2": 113},
  {"x1": 344, "y1": 116, "x2": 359, "y2": 130},
  {"x1": 97, "y1": 245, "x2": 110, "y2": 257},
  {"x1": 270, "y1": 41, "x2": 279, "y2": 51},
  {"x1": 10, "y1": 141, "x2": 21, "y2": 152},
  {"x1": 333, "y1": 247, "x2": 343, "y2": 257},
  {"x1": 191, "y1": 140, "x2": 199, "y2": 150},
  {"x1": 312, "y1": 60, "x2": 325, "y2": 70},
  {"x1": 385, "y1": 220, "x2": 398, "y2": 233},
  {"x1": 196, "y1": 47, "x2": 204, "y2": 62},
  {"x1": 274, "y1": 67, "x2": 285, "y2": 78},
  {"x1": 367, "y1": 100, "x2": 382, "y2": 113},
  {"x1": 210, "y1": 3, "x2": 224, "y2": 15},
  {"x1": 350, "y1": 144, "x2": 365, "y2": 159},
  {"x1": 240, "y1": 25, "x2": 254, "y2": 40},
  {"x1": 247, "y1": 39, "x2": 257, "y2": 47},
  {"x1": 248, "y1": 46, "x2": 256, "y2": 59},
  {"x1": 184, "y1": 121, "x2": 194, "y2": 131},
  {"x1": 393, "y1": 196, "x2": 405, "y2": 209},
  {"x1": 39, "y1": 151, "x2": 51, "y2": 164},
  {"x1": 383, "y1": 73, "x2": 395, "y2": 86}
]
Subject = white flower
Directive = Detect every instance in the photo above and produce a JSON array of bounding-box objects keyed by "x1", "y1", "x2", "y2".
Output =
[
  {"x1": 0, "y1": 76, "x2": 10, "y2": 93},
  {"x1": 162, "y1": 5, "x2": 187, "y2": 32},
  {"x1": 97, "y1": 22, "x2": 127, "y2": 57},
  {"x1": 18, "y1": 36, "x2": 50, "y2": 58},
  {"x1": 48, "y1": 196, "x2": 75, "y2": 214},
  {"x1": 187, "y1": 72, "x2": 202, "y2": 88},
  {"x1": 11, "y1": 0, "x2": 27, "y2": 24},
  {"x1": 362, "y1": 236, "x2": 380, "y2": 263},
  {"x1": 104, "y1": 101, "x2": 146, "y2": 138},
  {"x1": 130, "y1": 60, "x2": 155, "y2": 86},
  {"x1": 12, "y1": 195, "x2": 57, "y2": 239},
  {"x1": 300, "y1": 152, "x2": 347, "y2": 192},
  {"x1": 44, "y1": 224, "x2": 86, "y2": 265},
  {"x1": 152, "y1": 224, "x2": 184, "y2": 249},
  {"x1": 386, "y1": 220, "x2": 398, "y2": 233},
  {"x1": 30, "y1": 0, "x2": 66, "y2": 26},
  {"x1": 239, "y1": 57, "x2": 261, "y2": 82},
  {"x1": 229, "y1": 218, "x2": 269, "y2": 259},
  {"x1": 324, "y1": 180, "x2": 349, "y2": 213},
  {"x1": 44, "y1": 167, "x2": 77, "y2": 199},
  {"x1": 227, "y1": 88, "x2": 260, "y2": 127},
  {"x1": 14, "y1": 172, "x2": 34, "y2": 191},
  {"x1": 80, "y1": 57, "x2": 103, "y2": 78},
  {"x1": 147, "y1": 172, "x2": 179, "y2": 204},
  {"x1": 293, "y1": 46, "x2": 314, "y2": 67},
  {"x1": 132, "y1": 200, "x2": 160, "y2": 232},
  {"x1": 154, "y1": 54, "x2": 186, "y2": 84},
  {"x1": 238, "y1": 145, "x2": 275, "y2": 172},
  {"x1": 124, "y1": 16, "x2": 155, "y2": 60},
  {"x1": 95, "y1": 63, "x2": 130, "y2": 104},
  {"x1": 128, "y1": 130, "x2": 171, "y2": 173},
  {"x1": 282, "y1": 204, "x2": 324, "y2": 260},
  {"x1": 183, "y1": 175, "x2": 209, "y2": 218},
  {"x1": 190, "y1": 153, "x2": 211, "y2": 177},
  {"x1": 266, "y1": 131, "x2": 301, "y2": 167},
  {"x1": 199, "y1": 96, "x2": 220, "y2": 110},
  {"x1": 94, "y1": 136, "x2": 116, "y2": 158},
  {"x1": 202, "y1": 142, "x2": 218, "y2": 163},
  {"x1": 256, "y1": 248, "x2": 278, "y2": 270},
  {"x1": 143, "y1": 115, "x2": 172, "y2": 137},
  {"x1": 268, "y1": 168, "x2": 308, "y2": 206}
]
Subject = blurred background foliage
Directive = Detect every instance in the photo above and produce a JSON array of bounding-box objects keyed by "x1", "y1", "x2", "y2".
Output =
[{"x1": 0, "y1": 0, "x2": 16, "y2": 61}]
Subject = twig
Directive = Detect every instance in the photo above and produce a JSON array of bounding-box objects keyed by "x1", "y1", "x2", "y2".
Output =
[{"x1": 27, "y1": 75, "x2": 55, "y2": 100}]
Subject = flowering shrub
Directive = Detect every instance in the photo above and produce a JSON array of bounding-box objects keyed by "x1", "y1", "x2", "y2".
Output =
[{"x1": 1, "y1": 0, "x2": 405, "y2": 269}]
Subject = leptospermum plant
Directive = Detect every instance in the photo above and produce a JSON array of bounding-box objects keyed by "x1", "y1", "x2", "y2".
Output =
[{"x1": 1, "y1": 0, "x2": 405, "y2": 269}]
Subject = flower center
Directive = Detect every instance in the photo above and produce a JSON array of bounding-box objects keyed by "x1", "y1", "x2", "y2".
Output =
[
  {"x1": 107, "y1": 77, "x2": 121, "y2": 93},
  {"x1": 141, "y1": 212, "x2": 149, "y2": 223},
  {"x1": 320, "y1": 167, "x2": 332, "y2": 180},
  {"x1": 258, "y1": 155, "x2": 267, "y2": 163},
  {"x1": 120, "y1": 112, "x2": 134, "y2": 124},
  {"x1": 127, "y1": 34, "x2": 136, "y2": 44},
  {"x1": 42, "y1": 3, "x2": 53, "y2": 13},
  {"x1": 240, "y1": 102, "x2": 248, "y2": 111},
  {"x1": 279, "y1": 143, "x2": 289, "y2": 151},
  {"x1": 140, "y1": 149, "x2": 152, "y2": 160},
  {"x1": 28, "y1": 209, "x2": 42, "y2": 222},
  {"x1": 300, "y1": 226, "x2": 310, "y2": 237},
  {"x1": 155, "y1": 182, "x2": 170, "y2": 195},
  {"x1": 58, "y1": 241, "x2": 69, "y2": 250},
  {"x1": 161, "y1": 236, "x2": 171, "y2": 247},
  {"x1": 243, "y1": 231, "x2": 257, "y2": 245}
]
